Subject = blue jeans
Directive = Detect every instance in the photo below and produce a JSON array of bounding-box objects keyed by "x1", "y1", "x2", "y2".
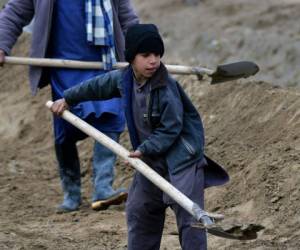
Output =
[
  {"x1": 55, "y1": 131, "x2": 121, "y2": 205},
  {"x1": 92, "y1": 132, "x2": 122, "y2": 201}
]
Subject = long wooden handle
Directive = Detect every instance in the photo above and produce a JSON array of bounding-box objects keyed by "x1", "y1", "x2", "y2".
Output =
[
  {"x1": 5, "y1": 56, "x2": 214, "y2": 75},
  {"x1": 46, "y1": 100, "x2": 223, "y2": 222}
]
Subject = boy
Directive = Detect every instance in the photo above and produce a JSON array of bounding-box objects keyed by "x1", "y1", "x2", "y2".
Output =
[{"x1": 51, "y1": 24, "x2": 229, "y2": 250}]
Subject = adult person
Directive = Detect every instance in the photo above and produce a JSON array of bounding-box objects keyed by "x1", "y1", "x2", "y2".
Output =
[{"x1": 0, "y1": 0, "x2": 139, "y2": 213}]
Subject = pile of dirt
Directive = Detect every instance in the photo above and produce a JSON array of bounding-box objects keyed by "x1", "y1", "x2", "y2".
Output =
[
  {"x1": 136, "y1": 0, "x2": 300, "y2": 88},
  {"x1": 0, "y1": 0, "x2": 299, "y2": 249},
  {"x1": 0, "y1": 1, "x2": 6, "y2": 8}
]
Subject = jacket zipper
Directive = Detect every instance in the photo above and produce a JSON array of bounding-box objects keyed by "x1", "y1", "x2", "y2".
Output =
[{"x1": 147, "y1": 85, "x2": 153, "y2": 129}]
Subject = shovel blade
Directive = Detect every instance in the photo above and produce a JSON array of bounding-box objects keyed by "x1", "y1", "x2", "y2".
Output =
[
  {"x1": 207, "y1": 227, "x2": 248, "y2": 240},
  {"x1": 211, "y1": 61, "x2": 259, "y2": 84},
  {"x1": 206, "y1": 226, "x2": 260, "y2": 240},
  {"x1": 192, "y1": 222, "x2": 264, "y2": 240}
]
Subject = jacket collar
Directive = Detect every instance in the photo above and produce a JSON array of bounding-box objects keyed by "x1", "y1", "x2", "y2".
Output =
[
  {"x1": 147, "y1": 63, "x2": 169, "y2": 90},
  {"x1": 123, "y1": 62, "x2": 169, "y2": 90}
]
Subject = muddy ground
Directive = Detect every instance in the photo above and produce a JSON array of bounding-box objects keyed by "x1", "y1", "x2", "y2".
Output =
[{"x1": 0, "y1": 0, "x2": 299, "y2": 249}]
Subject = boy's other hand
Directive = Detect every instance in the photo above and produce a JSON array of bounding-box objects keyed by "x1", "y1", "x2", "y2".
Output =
[
  {"x1": 128, "y1": 150, "x2": 142, "y2": 158},
  {"x1": 0, "y1": 49, "x2": 5, "y2": 67},
  {"x1": 124, "y1": 150, "x2": 142, "y2": 166},
  {"x1": 50, "y1": 98, "x2": 69, "y2": 116}
]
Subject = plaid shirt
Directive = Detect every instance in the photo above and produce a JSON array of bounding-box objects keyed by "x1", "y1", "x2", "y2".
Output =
[{"x1": 86, "y1": 0, "x2": 116, "y2": 70}]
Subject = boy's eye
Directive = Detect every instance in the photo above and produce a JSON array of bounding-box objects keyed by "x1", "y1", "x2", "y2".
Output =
[
  {"x1": 141, "y1": 53, "x2": 151, "y2": 57},
  {"x1": 140, "y1": 53, "x2": 160, "y2": 58}
]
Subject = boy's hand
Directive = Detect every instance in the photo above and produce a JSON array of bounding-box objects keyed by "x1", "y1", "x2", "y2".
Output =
[
  {"x1": 0, "y1": 49, "x2": 5, "y2": 67},
  {"x1": 50, "y1": 98, "x2": 69, "y2": 116},
  {"x1": 128, "y1": 150, "x2": 142, "y2": 158},
  {"x1": 124, "y1": 150, "x2": 142, "y2": 166}
]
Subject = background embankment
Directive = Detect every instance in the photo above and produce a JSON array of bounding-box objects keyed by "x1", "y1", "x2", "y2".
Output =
[{"x1": 0, "y1": 0, "x2": 299, "y2": 249}]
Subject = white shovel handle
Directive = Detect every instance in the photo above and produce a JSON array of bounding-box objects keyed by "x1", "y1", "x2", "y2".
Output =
[
  {"x1": 5, "y1": 56, "x2": 214, "y2": 76},
  {"x1": 46, "y1": 101, "x2": 223, "y2": 222}
]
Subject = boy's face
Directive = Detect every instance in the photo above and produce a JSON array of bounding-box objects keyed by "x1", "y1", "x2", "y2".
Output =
[{"x1": 132, "y1": 52, "x2": 161, "y2": 83}]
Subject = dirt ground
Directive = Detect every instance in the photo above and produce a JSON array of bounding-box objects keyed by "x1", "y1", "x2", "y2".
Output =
[{"x1": 0, "y1": 0, "x2": 300, "y2": 249}]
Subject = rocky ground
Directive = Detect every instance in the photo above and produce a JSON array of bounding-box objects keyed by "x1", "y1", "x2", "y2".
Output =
[{"x1": 0, "y1": 0, "x2": 299, "y2": 249}]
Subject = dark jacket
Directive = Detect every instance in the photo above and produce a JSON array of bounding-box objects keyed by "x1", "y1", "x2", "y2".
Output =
[
  {"x1": 0, "y1": 0, "x2": 139, "y2": 95},
  {"x1": 64, "y1": 64, "x2": 229, "y2": 188}
]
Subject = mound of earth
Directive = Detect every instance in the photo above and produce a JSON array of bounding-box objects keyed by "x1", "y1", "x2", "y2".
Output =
[{"x1": 0, "y1": 0, "x2": 299, "y2": 249}]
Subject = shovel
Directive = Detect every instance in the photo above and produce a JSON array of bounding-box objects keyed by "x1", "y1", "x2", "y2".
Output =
[
  {"x1": 4, "y1": 56, "x2": 259, "y2": 84},
  {"x1": 46, "y1": 101, "x2": 263, "y2": 240}
]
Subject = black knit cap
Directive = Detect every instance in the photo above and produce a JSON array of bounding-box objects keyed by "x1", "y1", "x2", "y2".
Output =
[{"x1": 125, "y1": 24, "x2": 165, "y2": 62}]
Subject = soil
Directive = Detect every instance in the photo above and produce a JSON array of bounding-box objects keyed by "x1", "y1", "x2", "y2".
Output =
[{"x1": 0, "y1": 0, "x2": 300, "y2": 249}]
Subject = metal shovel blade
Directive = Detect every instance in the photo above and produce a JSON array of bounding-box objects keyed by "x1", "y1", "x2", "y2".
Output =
[
  {"x1": 192, "y1": 222, "x2": 264, "y2": 240},
  {"x1": 207, "y1": 226, "x2": 247, "y2": 240},
  {"x1": 211, "y1": 61, "x2": 259, "y2": 84}
]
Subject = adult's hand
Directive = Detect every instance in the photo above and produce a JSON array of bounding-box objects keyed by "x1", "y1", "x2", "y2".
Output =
[
  {"x1": 50, "y1": 98, "x2": 69, "y2": 116},
  {"x1": 0, "y1": 49, "x2": 5, "y2": 67}
]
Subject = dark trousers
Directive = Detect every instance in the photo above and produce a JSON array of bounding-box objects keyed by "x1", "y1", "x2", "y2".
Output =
[{"x1": 126, "y1": 159, "x2": 207, "y2": 250}]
